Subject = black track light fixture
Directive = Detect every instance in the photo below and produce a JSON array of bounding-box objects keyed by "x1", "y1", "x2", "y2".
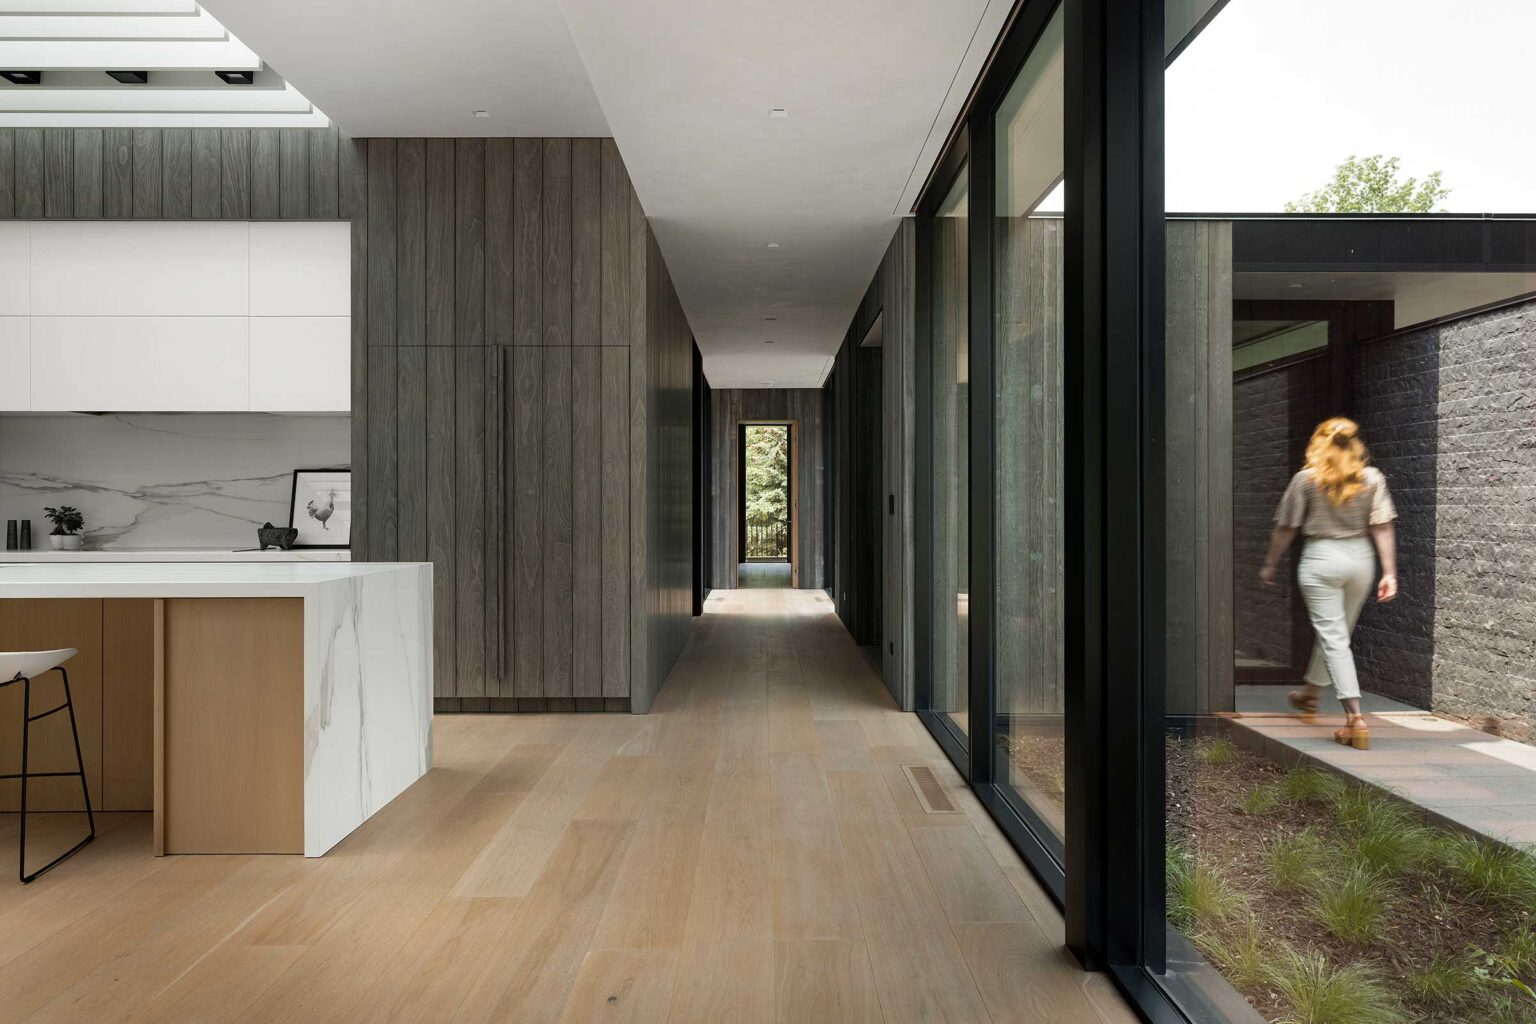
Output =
[
  {"x1": 1, "y1": 71, "x2": 42, "y2": 86},
  {"x1": 214, "y1": 70, "x2": 255, "y2": 85}
]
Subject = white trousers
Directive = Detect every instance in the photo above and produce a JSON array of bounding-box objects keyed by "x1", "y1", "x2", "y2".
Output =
[{"x1": 1297, "y1": 536, "x2": 1375, "y2": 701}]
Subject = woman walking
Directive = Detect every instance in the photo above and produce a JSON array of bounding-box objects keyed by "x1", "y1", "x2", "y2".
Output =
[{"x1": 1260, "y1": 417, "x2": 1398, "y2": 750}]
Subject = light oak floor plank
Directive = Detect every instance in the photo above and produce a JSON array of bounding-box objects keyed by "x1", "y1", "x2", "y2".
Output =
[{"x1": 0, "y1": 588, "x2": 1135, "y2": 1024}]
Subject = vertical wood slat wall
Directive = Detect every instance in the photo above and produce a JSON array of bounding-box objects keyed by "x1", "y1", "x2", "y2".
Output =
[
  {"x1": 0, "y1": 128, "x2": 694, "y2": 714},
  {"x1": 358, "y1": 137, "x2": 677, "y2": 713},
  {"x1": 707, "y1": 389, "x2": 826, "y2": 591},
  {"x1": 829, "y1": 222, "x2": 916, "y2": 710}
]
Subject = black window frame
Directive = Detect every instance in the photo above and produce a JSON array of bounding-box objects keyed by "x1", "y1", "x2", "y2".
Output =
[{"x1": 912, "y1": 0, "x2": 1178, "y2": 1018}]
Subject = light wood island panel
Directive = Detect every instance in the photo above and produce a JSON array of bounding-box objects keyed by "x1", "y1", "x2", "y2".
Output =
[{"x1": 157, "y1": 597, "x2": 305, "y2": 855}]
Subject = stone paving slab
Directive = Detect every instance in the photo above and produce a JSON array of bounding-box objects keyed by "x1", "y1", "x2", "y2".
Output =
[{"x1": 1230, "y1": 685, "x2": 1536, "y2": 848}]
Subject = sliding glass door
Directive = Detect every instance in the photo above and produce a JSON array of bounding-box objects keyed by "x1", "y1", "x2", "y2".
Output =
[
  {"x1": 923, "y1": 166, "x2": 972, "y2": 751},
  {"x1": 916, "y1": 0, "x2": 1067, "y2": 874},
  {"x1": 991, "y1": 5, "x2": 1066, "y2": 853}
]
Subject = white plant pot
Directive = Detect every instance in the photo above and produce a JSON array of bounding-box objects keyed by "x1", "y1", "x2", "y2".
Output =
[{"x1": 50, "y1": 534, "x2": 83, "y2": 551}]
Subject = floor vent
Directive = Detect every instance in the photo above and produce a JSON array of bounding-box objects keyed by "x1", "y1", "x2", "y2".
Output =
[{"x1": 903, "y1": 764, "x2": 961, "y2": 814}]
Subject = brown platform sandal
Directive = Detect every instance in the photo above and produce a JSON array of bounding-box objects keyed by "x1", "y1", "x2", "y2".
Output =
[
  {"x1": 1334, "y1": 715, "x2": 1370, "y2": 750},
  {"x1": 1287, "y1": 689, "x2": 1318, "y2": 723}
]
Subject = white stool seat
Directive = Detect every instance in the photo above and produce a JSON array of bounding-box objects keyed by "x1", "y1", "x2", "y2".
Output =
[{"x1": 0, "y1": 648, "x2": 77, "y2": 682}]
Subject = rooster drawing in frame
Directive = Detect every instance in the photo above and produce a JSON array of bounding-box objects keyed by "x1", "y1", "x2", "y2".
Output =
[{"x1": 306, "y1": 489, "x2": 337, "y2": 531}]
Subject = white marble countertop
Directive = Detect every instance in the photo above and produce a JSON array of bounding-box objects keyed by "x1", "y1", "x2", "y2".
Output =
[
  {"x1": 0, "y1": 561, "x2": 426, "y2": 598},
  {"x1": 1, "y1": 548, "x2": 351, "y2": 564}
]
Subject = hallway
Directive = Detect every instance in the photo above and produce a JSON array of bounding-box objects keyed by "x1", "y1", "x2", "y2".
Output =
[{"x1": 0, "y1": 589, "x2": 1132, "y2": 1024}]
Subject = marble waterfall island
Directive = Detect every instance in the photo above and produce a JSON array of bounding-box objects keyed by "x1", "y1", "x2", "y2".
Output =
[{"x1": 0, "y1": 561, "x2": 432, "y2": 856}]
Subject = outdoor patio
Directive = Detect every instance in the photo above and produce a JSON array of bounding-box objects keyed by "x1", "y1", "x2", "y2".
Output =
[{"x1": 1230, "y1": 685, "x2": 1536, "y2": 846}]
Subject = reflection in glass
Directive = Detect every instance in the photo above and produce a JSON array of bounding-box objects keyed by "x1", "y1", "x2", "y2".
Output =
[
  {"x1": 929, "y1": 167, "x2": 970, "y2": 741},
  {"x1": 993, "y1": 5, "x2": 1065, "y2": 846}
]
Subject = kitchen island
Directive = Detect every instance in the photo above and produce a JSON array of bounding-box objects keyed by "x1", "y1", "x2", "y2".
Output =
[{"x1": 0, "y1": 561, "x2": 432, "y2": 856}]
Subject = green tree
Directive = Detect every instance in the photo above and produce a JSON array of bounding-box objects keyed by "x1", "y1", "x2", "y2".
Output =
[
  {"x1": 744, "y1": 425, "x2": 789, "y2": 558},
  {"x1": 1285, "y1": 154, "x2": 1449, "y2": 213}
]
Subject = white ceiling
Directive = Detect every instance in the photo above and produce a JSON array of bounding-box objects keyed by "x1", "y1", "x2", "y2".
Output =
[
  {"x1": 0, "y1": 1, "x2": 326, "y2": 128},
  {"x1": 559, "y1": 0, "x2": 1005, "y2": 388},
  {"x1": 199, "y1": 0, "x2": 609, "y2": 138},
  {"x1": 197, "y1": 0, "x2": 1007, "y2": 389}
]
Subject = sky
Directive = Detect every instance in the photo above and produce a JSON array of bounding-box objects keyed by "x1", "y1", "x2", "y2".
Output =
[{"x1": 1165, "y1": 0, "x2": 1536, "y2": 212}]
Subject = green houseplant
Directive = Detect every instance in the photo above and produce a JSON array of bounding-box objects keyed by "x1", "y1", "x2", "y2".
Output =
[{"x1": 43, "y1": 505, "x2": 85, "y2": 551}]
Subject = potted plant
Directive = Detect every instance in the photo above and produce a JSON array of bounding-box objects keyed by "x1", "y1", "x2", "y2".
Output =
[{"x1": 43, "y1": 505, "x2": 85, "y2": 551}]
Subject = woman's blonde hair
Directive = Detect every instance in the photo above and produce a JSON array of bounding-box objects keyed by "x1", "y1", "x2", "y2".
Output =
[{"x1": 1304, "y1": 417, "x2": 1369, "y2": 506}]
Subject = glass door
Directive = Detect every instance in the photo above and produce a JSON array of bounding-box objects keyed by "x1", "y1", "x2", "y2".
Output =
[
  {"x1": 924, "y1": 166, "x2": 972, "y2": 750},
  {"x1": 991, "y1": 4, "x2": 1066, "y2": 852}
]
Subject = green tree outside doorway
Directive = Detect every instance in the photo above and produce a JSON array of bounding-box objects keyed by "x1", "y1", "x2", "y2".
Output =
[{"x1": 744, "y1": 425, "x2": 790, "y2": 559}]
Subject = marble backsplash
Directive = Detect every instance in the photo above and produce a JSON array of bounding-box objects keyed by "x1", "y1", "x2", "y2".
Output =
[{"x1": 0, "y1": 413, "x2": 350, "y2": 550}]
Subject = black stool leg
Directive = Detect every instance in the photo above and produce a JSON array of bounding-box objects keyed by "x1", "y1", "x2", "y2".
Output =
[{"x1": 17, "y1": 668, "x2": 96, "y2": 883}]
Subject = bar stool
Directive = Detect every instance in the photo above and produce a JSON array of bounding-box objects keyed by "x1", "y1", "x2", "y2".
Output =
[{"x1": 1, "y1": 649, "x2": 95, "y2": 883}]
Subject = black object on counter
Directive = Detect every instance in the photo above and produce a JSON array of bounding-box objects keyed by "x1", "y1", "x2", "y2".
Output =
[
  {"x1": 257, "y1": 522, "x2": 299, "y2": 551},
  {"x1": 18, "y1": 520, "x2": 30, "y2": 549},
  {"x1": 5, "y1": 520, "x2": 14, "y2": 551}
]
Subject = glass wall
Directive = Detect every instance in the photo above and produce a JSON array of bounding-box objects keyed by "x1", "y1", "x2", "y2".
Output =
[
  {"x1": 913, "y1": 1, "x2": 1536, "y2": 1021},
  {"x1": 927, "y1": 167, "x2": 971, "y2": 745},
  {"x1": 992, "y1": 6, "x2": 1066, "y2": 851},
  {"x1": 1160, "y1": 3, "x2": 1536, "y2": 1022}
]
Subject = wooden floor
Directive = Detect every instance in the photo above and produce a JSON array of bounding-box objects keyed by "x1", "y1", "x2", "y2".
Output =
[{"x1": 0, "y1": 588, "x2": 1134, "y2": 1024}]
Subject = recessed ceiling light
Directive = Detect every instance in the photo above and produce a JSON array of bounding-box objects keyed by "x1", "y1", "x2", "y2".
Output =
[
  {"x1": 1, "y1": 71, "x2": 41, "y2": 86},
  {"x1": 765, "y1": 340, "x2": 776, "y2": 344},
  {"x1": 769, "y1": 107, "x2": 789, "y2": 118},
  {"x1": 107, "y1": 70, "x2": 148, "y2": 84},
  {"x1": 214, "y1": 70, "x2": 255, "y2": 85},
  {"x1": 764, "y1": 316, "x2": 777, "y2": 321},
  {"x1": 472, "y1": 110, "x2": 490, "y2": 118},
  {"x1": 766, "y1": 242, "x2": 780, "y2": 249},
  {"x1": 1288, "y1": 282, "x2": 1304, "y2": 289}
]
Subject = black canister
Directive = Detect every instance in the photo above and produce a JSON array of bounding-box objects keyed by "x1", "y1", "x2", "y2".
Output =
[
  {"x1": 18, "y1": 520, "x2": 31, "y2": 549},
  {"x1": 5, "y1": 520, "x2": 15, "y2": 550}
]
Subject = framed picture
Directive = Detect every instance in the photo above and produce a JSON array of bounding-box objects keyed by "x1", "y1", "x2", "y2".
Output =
[{"x1": 289, "y1": 469, "x2": 352, "y2": 548}]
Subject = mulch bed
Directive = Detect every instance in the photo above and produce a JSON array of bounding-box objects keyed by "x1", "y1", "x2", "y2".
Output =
[
  {"x1": 1008, "y1": 730, "x2": 1536, "y2": 1023},
  {"x1": 1172, "y1": 735, "x2": 1535, "y2": 1023}
]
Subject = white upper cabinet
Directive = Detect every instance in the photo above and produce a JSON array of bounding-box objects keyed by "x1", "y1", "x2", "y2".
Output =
[
  {"x1": 0, "y1": 318, "x2": 28, "y2": 410},
  {"x1": 31, "y1": 317, "x2": 249, "y2": 412},
  {"x1": 30, "y1": 222, "x2": 250, "y2": 316},
  {"x1": 249, "y1": 223, "x2": 350, "y2": 316},
  {"x1": 0, "y1": 223, "x2": 29, "y2": 316},
  {"x1": 249, "y1": 317, "x2": 350, "y2": 412},
  {"x1": 0, "y1": 222, "x2": 350, "y2": 413}
]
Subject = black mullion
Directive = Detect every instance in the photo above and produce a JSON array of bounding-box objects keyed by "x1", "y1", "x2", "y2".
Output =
[
  {"x1": 1064, "y1": 0, "x2": 1109, "y2": 970},
  {"x1": 913, "y1": 215, "x2": 936, "y2": 718},
  {"x1": 1133, "y1": 0, "x2": 1168, "y2": 973},
  {"x1": 967, "y1": 108, "x2": 997, "y2": 788}
]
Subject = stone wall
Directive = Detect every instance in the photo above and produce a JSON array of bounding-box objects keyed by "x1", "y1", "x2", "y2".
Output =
[
  {"x1": 1352, "y1": 298, "x2": 1536, "y2": 741},
  {"x1": 1232, "y1": 358, "x2": 1328, "y2": 669}
]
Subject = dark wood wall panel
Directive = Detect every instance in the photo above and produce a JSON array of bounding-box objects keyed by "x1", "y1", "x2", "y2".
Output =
[
  {"x1": 103, "y1": 129, "x2": 132, "y2": 218},
  {"x1": 636, "y1": 224, "x2": 693, "y2": 713},
  {"x1": 0, "y1": 126, "x2": 343, "y2": 223},
  {"x1": 510, "y1": 345, "x2": 544, "y2": 697},
  {"x1": 542, "y1": 346, "x2": 574, "y2": 698},
  {"x1": 426, "y1": 346, "x2": 457, "y2": 698},
  {"x1": 601, "y1": 347, "x2": 631, "y2": 699},
  {"x1": 828, "y1": 221, "x2": 916, "y2": 708},
  {"x1": 455, "y1": 347, "x2": 487, "y2": 697},
  {"x1": 572, "y1": 346, "x2": 603, "y2": 698},
  {"x1": 0, "y1": 128, "x2": 690, "y2": 712}
]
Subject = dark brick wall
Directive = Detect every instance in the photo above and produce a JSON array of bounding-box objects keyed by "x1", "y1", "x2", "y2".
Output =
[
  {"x1": 1232, "y1": 358, "x2": 1328, "y2": 667},
  {"x1": 1352, "y1": 299, "x2": 1536, "y2": 740}
]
